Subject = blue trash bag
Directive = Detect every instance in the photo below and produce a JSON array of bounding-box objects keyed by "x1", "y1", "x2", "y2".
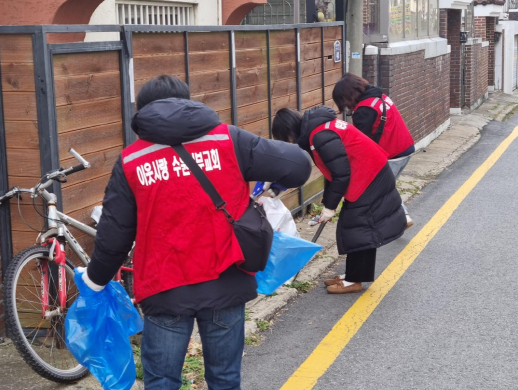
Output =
[
  {"x1": 65, "y1": 269, "x2": 144, "y2": 390},
  {"x1": 256, "y1": 231, "x2": 323, "y2": 295}
]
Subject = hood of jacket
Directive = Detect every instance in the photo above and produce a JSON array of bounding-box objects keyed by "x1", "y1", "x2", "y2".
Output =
[
  {"x1": 359, "y1": 85, "x2": 383, "y2": 102},
  {"x1": 131, "y1": 98, "x2": 221, "y2": 145},
  {"x1": 297, "y1": 106, "x2": 337, "y2": 152}
]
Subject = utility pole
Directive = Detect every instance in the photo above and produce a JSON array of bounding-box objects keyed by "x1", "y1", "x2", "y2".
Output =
[{"x1": 346, "y1": 0, "x2": 363, "y2": 76}]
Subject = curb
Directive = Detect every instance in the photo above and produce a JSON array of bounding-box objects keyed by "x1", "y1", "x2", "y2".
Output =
[{"x1": 243, "y1": 231, "x2": 341, "y2": 338}]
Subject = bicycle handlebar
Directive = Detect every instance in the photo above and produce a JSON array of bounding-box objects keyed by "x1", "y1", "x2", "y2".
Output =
[
  {"x1": 69, "y1": 148, "x2": 90, "y2": 169},
  {"x1": 0, "y1": 149, "x2": 91, "y2": 204}
]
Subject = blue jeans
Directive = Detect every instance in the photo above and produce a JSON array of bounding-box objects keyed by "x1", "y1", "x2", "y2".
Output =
[
  {"x1": 388, "y1": 155, "x2": 411, "y2": 215},
  {"x1": 141, "y1": 304, "x2": 245, "y2": 390}
]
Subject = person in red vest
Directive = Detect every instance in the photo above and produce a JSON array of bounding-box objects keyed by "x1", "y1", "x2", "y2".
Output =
[
  {"x1": 79, "y1": 75, "x2": 312, "y2": 390},
  {"x1": 333, "y1": 73, "x2": 415, "y2": 229},
  {"x1": 272, "y1": 106, "x2": 406, "y2": 294}
]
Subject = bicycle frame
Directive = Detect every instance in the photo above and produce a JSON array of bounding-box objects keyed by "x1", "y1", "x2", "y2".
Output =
[
  {"x1": 1, "y1": 149, "x2": 134, "y2": 321},
  {"x1": 35, "y1": 189, "x2": 95, "y2": 317},
  {"x1": 37, "y1": 190, "x2": 95, "y2": 267},
  {"x1": 36, "y1": 189, "x2": 134, "y2": 316}
]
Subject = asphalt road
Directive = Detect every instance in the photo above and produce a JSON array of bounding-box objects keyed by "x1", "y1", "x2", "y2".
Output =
[{"x1": 241, "y1": 113, "x2": 518, "y2": 390}]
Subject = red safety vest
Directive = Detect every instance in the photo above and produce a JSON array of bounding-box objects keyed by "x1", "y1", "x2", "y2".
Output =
[
  {"x1": 121, "y1": 124, "x2": 250, "y2": 302},
  {"x1": 354, "y1": 95, "x2": 414, "y2": 159},
  {"x1": 309, "y1": 119, "x2": 388, "y2": 202}
]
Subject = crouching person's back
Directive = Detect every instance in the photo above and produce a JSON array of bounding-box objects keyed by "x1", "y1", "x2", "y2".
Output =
[{"x1": 81, "y1": 75, "x2": 312, "y2": 390}]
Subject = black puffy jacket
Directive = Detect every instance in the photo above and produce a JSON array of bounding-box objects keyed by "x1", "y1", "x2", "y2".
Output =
[
  {"x1": 87, "y1": 98, "x2": 312, "y2": 316},
  {"x1": 297, "y1": 106, "x2": 406, "y2": 254}
]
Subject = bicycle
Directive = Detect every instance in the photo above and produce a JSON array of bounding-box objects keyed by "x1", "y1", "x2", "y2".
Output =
[{"x1": 0, "y1": 148, "x2": 135, "y2": 383}]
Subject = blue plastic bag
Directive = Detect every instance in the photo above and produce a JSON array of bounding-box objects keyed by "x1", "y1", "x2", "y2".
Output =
[
  {"x1": 256, "y1": 231, "x2": 323, "y2": 295},
  {"x1": 65, "y1": 269, "x2": 144, "y2": 390}
]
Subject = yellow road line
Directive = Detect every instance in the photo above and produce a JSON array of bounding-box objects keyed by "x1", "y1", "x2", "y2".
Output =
[{"x1": 280, "y1": 126, "x2": 518, "y2": 390}]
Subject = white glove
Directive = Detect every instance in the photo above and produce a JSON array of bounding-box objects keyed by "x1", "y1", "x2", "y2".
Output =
[
  {"x1": 77, "y1": 266, "x2": 105, "y2": 292},
  {"x1": 263, "y1": 182, "x2": 286, "y2": 200},
  {"x1": 319, "y1": 207, "x2": 335, "y2": 223}
]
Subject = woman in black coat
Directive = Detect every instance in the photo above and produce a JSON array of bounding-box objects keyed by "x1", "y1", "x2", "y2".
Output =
[
  {"x1": 272, "y1": 106, "x2": 406, "y2": 294},
  {"x1": 333, "y1": 73, "x2": 415, "y2": 228}
]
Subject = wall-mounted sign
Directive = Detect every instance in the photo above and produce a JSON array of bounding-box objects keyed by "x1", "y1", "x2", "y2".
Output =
[{"x1": 334, "y1": 40, "x2": 341, "y2": 63}]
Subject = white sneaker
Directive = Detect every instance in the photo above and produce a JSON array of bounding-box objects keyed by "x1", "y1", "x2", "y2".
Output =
[{"x1": 406, "y1": 214, "x2": 413, "y2": 229}]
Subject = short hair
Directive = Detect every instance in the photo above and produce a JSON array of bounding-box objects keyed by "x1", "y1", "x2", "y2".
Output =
[
  {"x1": 332, "y1": 73, "x2": 369, "y2": 113},
  {"x1": 136, "y1": 75, "x2": 190, "y2": 110},
  {"x1": 272, "y1": 108, "x2": 303, "y2": 143}
]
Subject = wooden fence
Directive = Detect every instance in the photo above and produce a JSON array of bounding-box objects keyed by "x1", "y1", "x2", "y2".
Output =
[{"x1": 0, "y1": 23, "x2": 345, "y2": 272}]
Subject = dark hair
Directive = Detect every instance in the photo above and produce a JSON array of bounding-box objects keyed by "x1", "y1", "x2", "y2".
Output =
[
  {"x1": 332, "y1": 73, "x2": 369, "y2": 113},
  {"x1": 272, "y1": 108, "x2": 303, "y2": 143},
  {"x1": 136, "y1": 75, "x2": 190, "y2": 110}
]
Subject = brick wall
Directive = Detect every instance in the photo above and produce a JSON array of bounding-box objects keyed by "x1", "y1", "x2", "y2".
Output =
[
  {"x1": 474, "y1": 17, "x2": 486, "y2": 39},
  {"x1": 363, "y1": 54, "x2": 378, "y2": 86},
  {"x1": 465, "y1": 41, "x2": 489, "y2": 109},
  {"x1": 379, "y1": 50, "x2": 450, "y2": 143},
  {"x1": 448, "y1": 9, "x2": 462, "y2": 109},
  {"x1": 486, "y1": 17, "x2": 496, "y2": 87},
  {"x1": 439, "y1": 9, "x2": 448, "y2": 39},
  {"x1": 363, "y1": 0, "x2": 369, "y2": 27}
]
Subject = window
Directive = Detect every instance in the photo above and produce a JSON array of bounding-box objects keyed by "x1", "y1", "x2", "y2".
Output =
[
  {"x1": 116, "y1": 1, "x2": 195, "y2": 25},
  {"x1": 419, "y1": 0, "x2": 428, "y2": 37},
  {"x1": 429, "y1": 0, "x2": 438, "y2": 36},
  {"x1": 364, "y1": 0, "x2": 380, "y2": 35},
  {"x1": 389, "y1": 0, "x2": 404, "y2": 40},
  {"x1": 405, "y1": 0, "x2": 418, "y2": 38},
  {"x1": 387, "y1": 0, "x2": 437, "y2": 41},
  {"x1": 241, "y1": 0, "x2": 307, "y2": 25}
]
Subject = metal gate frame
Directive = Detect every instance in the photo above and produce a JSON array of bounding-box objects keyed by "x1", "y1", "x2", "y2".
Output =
[{"x1": 0, "y1": 21, "x2": 346, "y2": 270}]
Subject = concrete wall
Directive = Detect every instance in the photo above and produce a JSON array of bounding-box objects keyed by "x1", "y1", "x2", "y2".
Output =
[
  {"x1": 494, "y1": 23, "x2": 503, "y2": 91},
  {"x1": 500, "y1": 19, "x2": 518, "y2": 94}
]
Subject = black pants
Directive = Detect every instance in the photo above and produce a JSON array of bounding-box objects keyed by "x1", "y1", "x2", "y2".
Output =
[{"x1": 344, "y1": 248, "x2": 377, "y2": 283}]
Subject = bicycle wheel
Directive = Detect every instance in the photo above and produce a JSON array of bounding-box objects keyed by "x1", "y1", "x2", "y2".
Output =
[{"x1": 3, "y1": 245, "x2": 89, "y2": 382}]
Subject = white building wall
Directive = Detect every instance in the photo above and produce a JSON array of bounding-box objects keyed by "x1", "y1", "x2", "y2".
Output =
[
  {"x1": 494, "y1": 25, "x2": 503, "y2": 90},
  {"x1": 86, "y1": 0, "x2": 119, "y2": 41},
  {"x1": 500, "y1": 19, "x2": 518, "y2": 94},
  {"x1": 86, "y1": 0, "x2": 221, "y2": 41}
]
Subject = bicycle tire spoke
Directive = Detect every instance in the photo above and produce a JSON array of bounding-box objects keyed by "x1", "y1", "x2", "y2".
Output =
[
  {"x1": 8, "y1": 250, "x2": 86, "y2": 378},
  {"x1": 16, "y1": 293, "x2": 42, "y2": 313}
]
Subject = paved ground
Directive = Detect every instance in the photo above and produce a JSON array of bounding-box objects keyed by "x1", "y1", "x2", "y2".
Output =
[
  {"x1": 242, "y1": 97, "x2": 518, "y2": 390},
  {"x1": 0, "y1": 90, "x2": 516, "y2": 389}
]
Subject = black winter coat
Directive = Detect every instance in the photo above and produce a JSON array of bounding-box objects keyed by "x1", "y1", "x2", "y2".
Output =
[
  {"x1": 297, "y1": 106, "x2": 406, "y2": 254},
  {"x1": 87, "y1": 98, "x2": 312, "y2": 316}
]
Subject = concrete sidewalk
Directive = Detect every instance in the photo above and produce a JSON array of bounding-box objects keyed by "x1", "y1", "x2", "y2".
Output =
[{"x1": 0, "y1": 90, "x2": 516, "y2": 390}]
